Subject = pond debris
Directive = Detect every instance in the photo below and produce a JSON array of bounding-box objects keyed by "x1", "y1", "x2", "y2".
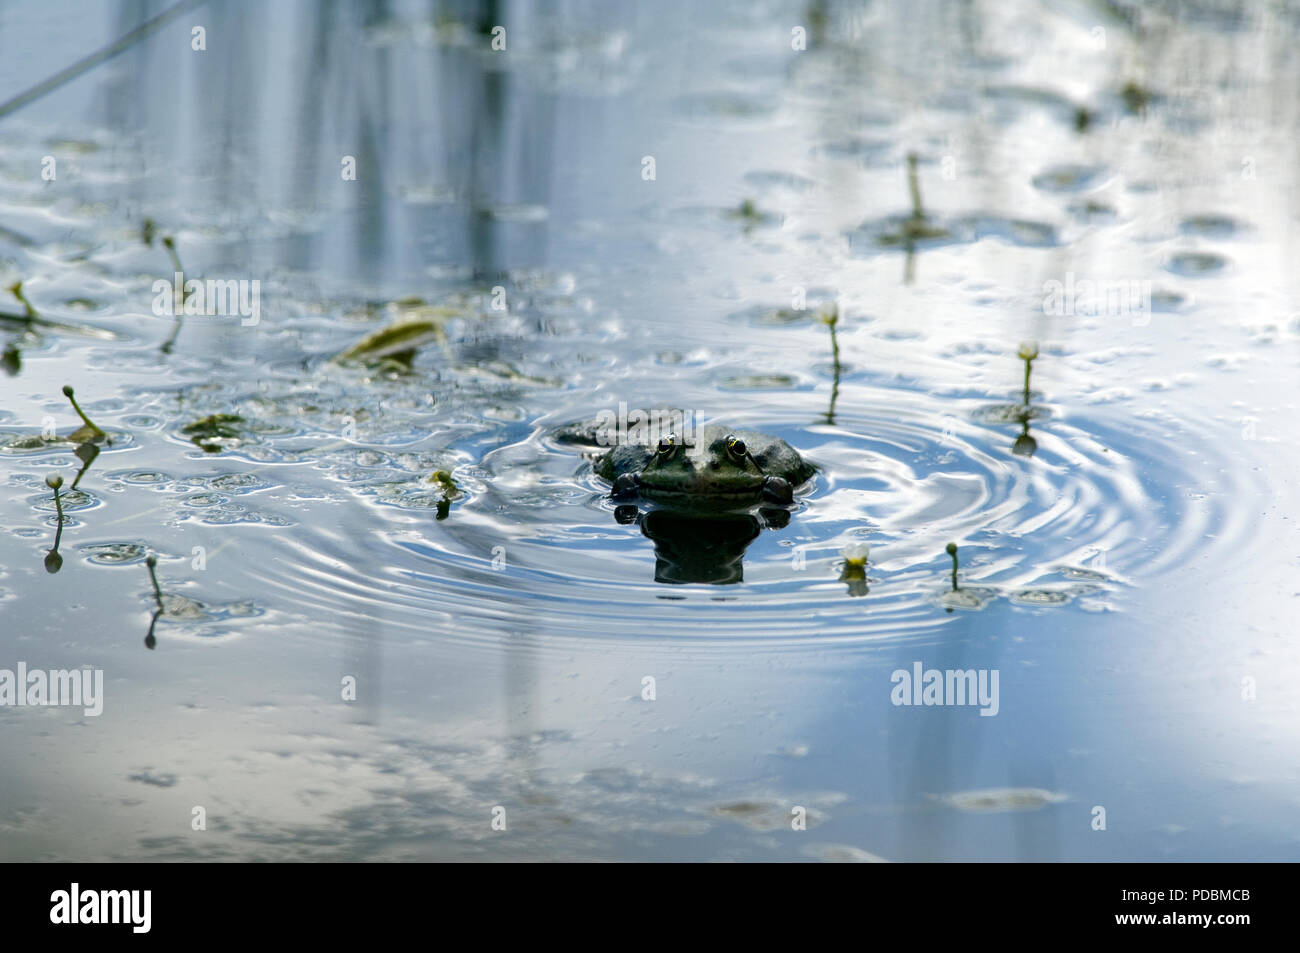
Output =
[
  {"x1": 930, "y1": 787, "x2": 1068, "y2": 813},
  {"x1": 181, "y1": 413, "x2": 247, "y2": 453},
  {"x1": 1120, "y1": 80, "x2": 1152, "y2": 114},
  {"x1": 723, "y1": 197, "x2": 777, "y2": 231},
  {"x1": 43, "y1": 473, "x2": 65, "y2": 573}
]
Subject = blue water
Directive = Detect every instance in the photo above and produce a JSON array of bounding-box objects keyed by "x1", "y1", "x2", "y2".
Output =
[{"x1": 1, "y1": 0, "x2": 1298, "y2": 860}]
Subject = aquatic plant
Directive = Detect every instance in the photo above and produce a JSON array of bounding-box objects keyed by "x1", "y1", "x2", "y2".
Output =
[
  {"x1": 144, "y1": 555, "x2": 164, "y2": 650},
  {"x1": 822, "y1": 304, "x2": 841, "y2": 424},
  {"x1": 1013, "y1": 342, "x2": 1039, "y2": 457},
  {"x1": 8, "y1": 281, "x2": 38, "y2": 320},
  {"x1": 839, "y1": 541, "x2": 869, "y2": 597},
  {"x1": 159, "y1": 234, "x2": 188, "y2": 353},
  {"x1": 878, "y1": 154, "x2": 950, "y2": 282},
  {"x1": 1120, "y1": 80, "x2": 1151, "y2": 114},
  {"x1": 1018, "y1": 340, "x2": 1038, "y2": 403},
  {"x1": 161, "y1": 234, "x2": 183, "y2": 276},
  {"x1": 937, "y1": 541, "x2": 992, "y2": 612},
  {"x1": 1013, "y1": 419, "x2": 1036, "y2": 458},
  {"x1": 334, "y1": 313, "x2": 452, "y2": 368},
  {"x1": 182, "y1": 414, "x2": 246, "y2": 453},
  {"x1": 71, "y1": 440, "x2": 100, "y2": 489},
  {"x1": 428, "y1": 469, "x2": 462, "y2": 520},
  {"x1": 62, "y1": 385, "x2": 108, "y2": 444},
  {"x1": 43, "y1": 473, "x2": 65, "y2": 573}
]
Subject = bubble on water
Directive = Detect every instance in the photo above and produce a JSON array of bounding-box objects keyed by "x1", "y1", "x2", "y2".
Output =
[
  {"x1": 32, "y1": 488, "x2": 98, "y2": 512},
  {"x1": 1166, "y1": 251, "x2": 1228, "y2": 276},
  {"x1": 183, "y1": 493, "x2": 228, "y2": 507},
  {"x1": 1032, "y1": 164, "x2": 1108, "y2": 193},
  {"x1": 108, "y1": 470, "x2": 170, "y2": 484},
  {"x1": 802, "y1": 843, "x2": 889, "y2": 863},
  {"x1": 674, "y1": 93, "x2": 775, "y2": 122},
  {"x1": 127, "y1": 770, "x2": 177, "y2": 788},
  {"x1": 1067, "y1": 200, "x2": 1117, "y2": 222},
  {"x1": 742, "y1": 170, "x2": 813, "y2": 192},
  {"x1": 930, "y1": 788, "x2": 1068, "y2": 813},
  {"x1": 720, "y1": 374, "x2": 799, "y2": 389},
  {"x1": 938, "y1": 587, "x2": 994, "y2": 611},
  {"x1": 205, "y1": 473, "x2": 272, "y2": 493},
  {"x1": 819, "y1": 138, "x2": 893, "y2": 162},
  {"x1": 81, "y1": 542, "x2": 149, "y2": 565},
  {"x1": 1010, "y1": 588, "x2": 1074, "y2": 606},
  {"x1": 1180, "y1": 214, "x2": 1242, "y2": 238},
  {"x1": 120, "y1": 415, "x2": 163, "y2": 429},
  {"x1": 152, "y1": 592, "x2": 263, "y2": 628},
  {"x1": 1150, "y1": 289, "x2": 1186, "y2": 312},
  {"x1": 711, "y1": 799, "x2": 823, "y2": 831}
]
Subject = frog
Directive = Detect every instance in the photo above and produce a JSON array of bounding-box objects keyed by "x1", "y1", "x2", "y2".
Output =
[{"x1": 593, "y1": 423, "x2": 815, "y2": 507}]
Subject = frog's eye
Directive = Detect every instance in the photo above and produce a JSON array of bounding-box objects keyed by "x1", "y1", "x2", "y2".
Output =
[
  {"x1": 725, "y1": 435, "x2": 747, "y2": 461},
  {"x1": 656, "y1": 433, "x2": 678, "y2": 458}
]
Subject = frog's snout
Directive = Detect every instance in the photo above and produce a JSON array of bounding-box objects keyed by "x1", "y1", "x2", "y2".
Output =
[
  {"x1": 611, "y1": 472, "x2": 640, "y2": 500},
  {"x1": 761, "y1": 476, "x2": 793, "y2": 504}
]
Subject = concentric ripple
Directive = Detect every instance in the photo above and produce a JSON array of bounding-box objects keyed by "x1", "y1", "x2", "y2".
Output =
[{"x1": 229, "y1": 381, "x2": 1265, "y2": 655}]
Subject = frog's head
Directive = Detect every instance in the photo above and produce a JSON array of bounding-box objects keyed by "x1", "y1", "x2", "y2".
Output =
[{"x1": 595, "y1": 424, "x2": 814, "y2": 507}]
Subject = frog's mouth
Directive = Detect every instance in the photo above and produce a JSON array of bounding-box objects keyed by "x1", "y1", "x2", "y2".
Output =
[{"x1": 635, "y1": 477, "x2": 767, "y2": 501}]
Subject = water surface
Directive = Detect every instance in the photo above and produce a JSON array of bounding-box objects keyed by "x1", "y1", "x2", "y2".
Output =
[{"x1": 1, "y1": 0, "x2": 1299, "y2": 861}]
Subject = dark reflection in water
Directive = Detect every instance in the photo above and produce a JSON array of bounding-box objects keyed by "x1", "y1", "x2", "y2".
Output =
[{"x1": 627, "y1": 508, "x2": 766, "y2": 585}]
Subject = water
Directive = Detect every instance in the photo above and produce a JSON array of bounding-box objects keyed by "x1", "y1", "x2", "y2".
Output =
[{"x1": 1, "y1": 0, "x2": 1298, "y2": 861}]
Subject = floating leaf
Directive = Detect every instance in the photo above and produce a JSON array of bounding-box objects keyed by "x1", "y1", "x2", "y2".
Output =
[
  {"x1": 182, "y1": 414, "x2": 246, "y2": 453},
  {"x1": 334, "y1": 310, "x2": 457, "y2": 365}
]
